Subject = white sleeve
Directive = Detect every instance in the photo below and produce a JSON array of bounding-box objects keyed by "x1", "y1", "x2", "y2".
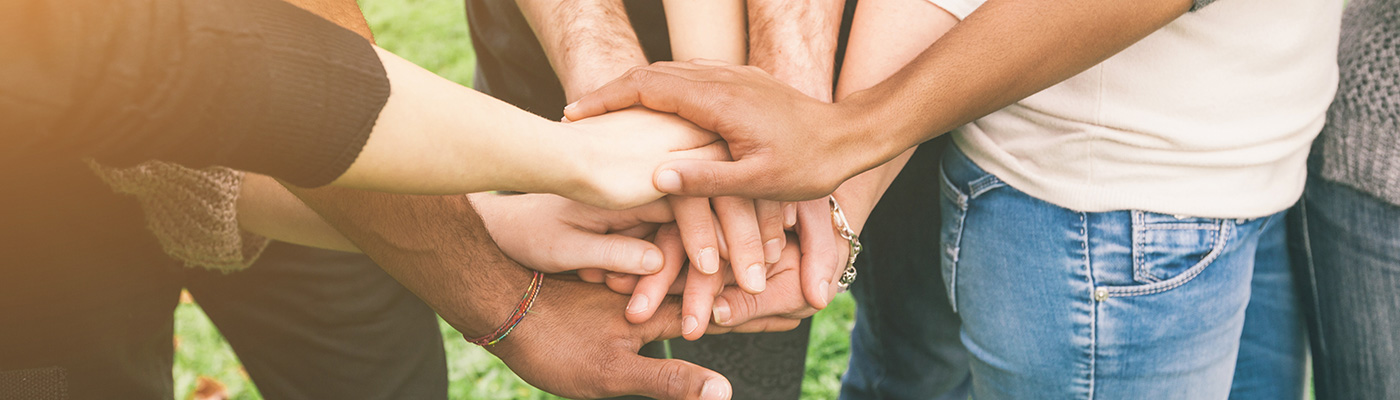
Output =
[{"x1": 927, "y1": 0, "x2": 986, "y2": 20}]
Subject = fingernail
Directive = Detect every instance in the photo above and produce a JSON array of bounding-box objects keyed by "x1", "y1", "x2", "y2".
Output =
[
  {"x1": 698, "y1": 248, "x2": 719, "y2": 274},
  {"x1": 642, "y1": 249, "x2": 663, "y2": 273},
  {"x1": 701, "y1": 378, "x2": 732, "y2": 400},
  {"x1": 656, "y1": 170, "x2": 682, "y2": 192},
  {"x1": 626, "y1": 294, "x2": 649, "y2": 315},
  {"x1": 784, "y1": 204, "x2": 797, "y2": 227},
  {"x1": 763, "y1": 238, "x2": 782, "y2": 264},
  {"x1": 818, "y1": 281, "x2": 830, "y2": 307},
  {"x1": 747, "y1": 263, "x2": 766, "y2": 292},
  {"x1": 606, "y1": 272, "x2": 628, "y2": 281},
  {"x1": 682, "y1": 315, "x2": 698, "y2": 335},
  {"x1": 712, "y1": 298, "x2": 732, "y2": 325},
  {"x1": 564, "y1": 101, "x2": 577, "y2": 111}
]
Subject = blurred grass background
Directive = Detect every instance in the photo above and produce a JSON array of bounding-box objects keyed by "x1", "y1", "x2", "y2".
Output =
[{"x1": 173, "y1": 6, "x2": 857, "y2": 396}]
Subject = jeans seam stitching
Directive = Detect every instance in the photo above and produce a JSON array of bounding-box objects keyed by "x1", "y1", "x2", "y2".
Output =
[
  {"x1": 1083, "y1": 211, "x2": 1097, "y2": 400},
  {"x1": 947, "y1": 205, "x2": 968, "y2": 314},
  {"x1": 968, "y1": 175, "x2": 1005, "y2": 199},
  {"x1": 940, "y1": 166, "x2": 969, "y2": 210}
]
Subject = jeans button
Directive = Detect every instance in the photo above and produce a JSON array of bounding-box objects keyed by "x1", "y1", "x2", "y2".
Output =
[{"x1": 1093, "y1": 287, "x2": 1109, "y2": 301}]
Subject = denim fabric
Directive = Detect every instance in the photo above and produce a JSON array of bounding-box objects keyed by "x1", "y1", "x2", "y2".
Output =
[
  {"x1": 840, "y1": 139, "x2": 972, "y2": 400},
  {"x1": 1228, "y1": 213, "x2": 1307, "y2": 399},
  {"x1": 939, "y1": 144, "x2": 1292, "y2": 399},
  {"x1": 1293, "y1": 174, "x2": 1400, "y2": 399}
]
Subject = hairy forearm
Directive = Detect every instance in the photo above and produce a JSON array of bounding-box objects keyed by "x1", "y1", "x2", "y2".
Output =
[
  {"x1": 839, "y1": 0, "x2": 1192, "y2": 167},
  {"x1": 746, "y1": 0, "x2": 844, "y2": 101},
  {"x1": 288, "y1": 186, "x2": 532, "y2": 337},
  {"x1": 517, "y1": 0, "x2": 648, "y2": 101}
]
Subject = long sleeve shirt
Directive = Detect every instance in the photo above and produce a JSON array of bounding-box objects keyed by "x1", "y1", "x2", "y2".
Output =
[{"x1": 1, "y1": 0, "x2": 389, "y2": 187}]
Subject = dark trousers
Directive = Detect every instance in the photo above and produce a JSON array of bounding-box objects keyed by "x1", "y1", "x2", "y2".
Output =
[
  {"x1": 1292, "y1": 169, "x2": 1400, "y2": 399},
  {"x1": 0, "y1": 240, "x2": 448, "y2": 400}
]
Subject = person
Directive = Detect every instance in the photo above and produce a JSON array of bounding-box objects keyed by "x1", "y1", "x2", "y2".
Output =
[
  {"x1": 3, "y1": 0, "x2": 726, "y2": 211},
  {"x1": 831, "y1": 0, "x2": 1312, "y2": 398},
  {"x1": 1292, "y1": 0, "x2": 1400, "y2": 397},
  {"x1": 569, "y1": 0, "x2": 1338, "y2": 396}
]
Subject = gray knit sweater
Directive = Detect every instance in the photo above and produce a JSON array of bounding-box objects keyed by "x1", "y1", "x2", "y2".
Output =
[{"x1": 1318, "y1": 0, "x2": 1400, "y2": 206}]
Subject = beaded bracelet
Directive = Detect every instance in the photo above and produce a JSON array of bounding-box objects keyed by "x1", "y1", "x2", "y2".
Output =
[{"x1": 467, "y1": 271, "x2": 544, "y2": 346}]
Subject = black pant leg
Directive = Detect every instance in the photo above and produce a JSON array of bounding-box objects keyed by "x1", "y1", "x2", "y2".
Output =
[
  {"x1": 1, "y1": 166, "x2": 185, "y2": 400},
  {"x1": 185, "y1": 242, "x2": 448, "y2": 400}
]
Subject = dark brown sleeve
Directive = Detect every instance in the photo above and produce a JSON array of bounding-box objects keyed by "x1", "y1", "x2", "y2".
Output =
[{"x1": 0, "y1": 0, "x2": 389, "y2": 187}]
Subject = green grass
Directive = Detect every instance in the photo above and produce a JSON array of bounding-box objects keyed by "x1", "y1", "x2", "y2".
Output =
[{"x1": 174, "y1": 291, "x2": 856, "y2": 400}]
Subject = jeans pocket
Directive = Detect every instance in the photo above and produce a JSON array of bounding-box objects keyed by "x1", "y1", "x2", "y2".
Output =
[{"x1": 1106, "y1": 211, "x2": 1233, "y2": 297}]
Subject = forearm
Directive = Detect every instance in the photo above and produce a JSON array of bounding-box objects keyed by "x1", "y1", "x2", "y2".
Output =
[
  {"x1": 664, "y1": 0, "x2": 747, "y2": 64},
  {"x1": 516, "y1": 0, "x2": 649, "y2": 101},
  {"x1": 329, "y1": 47, "x2": 583, "y2": 196},
  {"x1": 837, "y1": 0, "x2": 1192, "y2": 169},
  {"x1": 287, "y1": 186, "x2": 532, "y2": 337},
  {"x1": 237, "y1": 173, "x2": 359, "y2": 252},
  {"x1": 746, "y1": 0, "x2": 844, "y2": 101},
  {"x1": 829, "y1": 0, "x2": 959, "y2": 232}
]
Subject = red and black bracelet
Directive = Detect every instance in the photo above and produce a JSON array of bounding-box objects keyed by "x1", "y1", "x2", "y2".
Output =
[{"x1": 466, "y1": 271, "x2": 544, "y2": 346}]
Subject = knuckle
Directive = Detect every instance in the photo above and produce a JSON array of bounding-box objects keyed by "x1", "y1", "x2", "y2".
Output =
[
  {"x1": 730, "y1": 293, "x2": 762, "y2": 321},
  {"x1": 734, "y1": 232, "x2": 764, "y2": 253},
  {"x1": 600, "y1": 237, "x2": 632, "y2": 268},
  {"x1": 653, "y1": 361, "x2": 689, "y2": 398}
]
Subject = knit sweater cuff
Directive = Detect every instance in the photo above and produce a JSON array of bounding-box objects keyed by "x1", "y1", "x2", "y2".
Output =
[
  {"x1": 1319, "y1": 115, "x2": 1400, "y2": 207},
  {"x1": 230, "y1": 0, "x2": 390, "y2": 188}
]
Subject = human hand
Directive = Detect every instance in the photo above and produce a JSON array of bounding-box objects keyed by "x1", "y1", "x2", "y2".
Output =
[
  {"x1": 600, "y1": 228, "x2": 843, "y2": 340},
  {"x1": 475, "y1": 275, "x2": 735, "y2": 400},
  {"x1": 665, "y1": 195, "x2": 789, "y2": 295},
  {"x1": 563, "y1": 61, "x2": 890, "y2": 202},
  {"x1": 472, "y1": 192, "x2": 678, "y2": 275},
  {"x1": 560, "y1": 107, "x2": 728, "y2": 210}
]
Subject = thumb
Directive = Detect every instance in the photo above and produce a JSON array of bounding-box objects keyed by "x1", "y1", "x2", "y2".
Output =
[
  {"x1": 610, "y1": 355, "x2": 733, "y2": 400},
  {"x1": 655, "y1": 159, "x2": 761, "y2": 198}
]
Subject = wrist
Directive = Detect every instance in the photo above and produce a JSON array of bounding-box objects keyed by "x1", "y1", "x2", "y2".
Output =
[
  {"x1": 448, "y1": 266, "x2": 538, "y2": 339},
  {"x1": 831, "y1": 91, "x2": 912, "y2": 180},
  {"x1": 512, "y1": 119, "x2": 591, "y2": 197}
]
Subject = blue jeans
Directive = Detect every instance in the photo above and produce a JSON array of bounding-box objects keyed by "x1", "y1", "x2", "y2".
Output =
[
  {"x1": 1293, "y1": 174, "x2": 1400, "y2": 399},
  {"x1": 939, "y1": 144, "x2": 1303, "y2": 399}
]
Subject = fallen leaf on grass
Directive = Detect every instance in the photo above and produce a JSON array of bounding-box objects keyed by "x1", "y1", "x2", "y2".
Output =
[{"x1": 191, "y1": 376, "x2": 229, "y2": 400}]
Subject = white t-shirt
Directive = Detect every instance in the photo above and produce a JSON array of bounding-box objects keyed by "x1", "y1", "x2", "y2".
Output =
[{"x1": 929, "y1": 0, "x2": 1343, "y2": 218}]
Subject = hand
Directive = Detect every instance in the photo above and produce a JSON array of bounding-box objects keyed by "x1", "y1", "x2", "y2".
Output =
[
  {"x1": 711, "y1": 228, "x2": 847, "y2": 329},
  {"x1": 667, "y1": 196, "x2": 788, "y2": 295},
  {"x1": 563, "y1": 61, "x2": 888, "y2": 202},
  {"x1": 560, "y1": 107, "x2": 729, "y2": 210},
  {"x1": 605, "y1": 229, "x2": 842, "y2": 339},
  {"x1": 477, "y1": 276, "x2": 735, "y2": 400},
  {"x1": 472, "y1": 192, "x2": 677, "y2": 275}
]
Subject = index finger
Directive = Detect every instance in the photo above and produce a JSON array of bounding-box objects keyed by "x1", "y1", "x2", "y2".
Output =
[{"x1": 563, "y1": 65, "x2": 725, "y2": 129}]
